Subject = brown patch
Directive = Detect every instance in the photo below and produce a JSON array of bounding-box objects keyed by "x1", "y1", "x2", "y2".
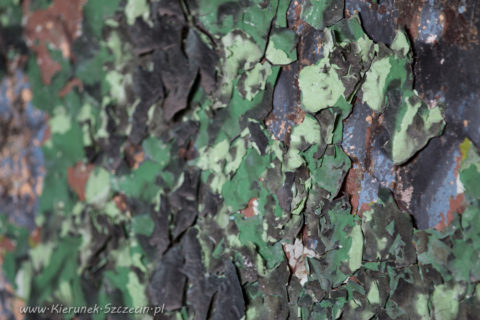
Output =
[
  {"x1": 58, "y1": 77, "x2": 83, "y2": 97},
  {"x1": 241, "y1": 198, "x2": 257, "y2": 218},
  {"x1": 124, "y1": 143, "x2": 145, "y2": 169},
  {"x1": 395, "y1": 0, "x2": 426, "y2": 40},
  {"x1": 378, "y1": 5, "x2": 387, "y2": 15},
  {"x1": 23, "y1": 0, "x2": 86, "y2": 84},
  {"x1": 113, "y1": 194, "x2": 128, "y2": 212},
  {"x1": 29, "y1": 227, "x2": 42, "y2": 247},
  {"x1": 41, "y1": 123, "x2": 51, "y2": 145},
  {"x1": 302, "y1": 223, "x2": 309, "y2": 245},
  {"x1": 358, "y1": 202, "x2": 372, "y2": 217},
  {"x1": 344, "y1": 164, "x2": 363, "y2": 214},
  {"x1": 66, "y1": 162, "x2": 94, "y2": 201},
  {"x1": 348, "y1": 275, "x2": 362, "y2": 285},
  {"x1": 442, "y1": 5, "x2": 479, "y2": 48},
  {"x1": 178, "y1": 140, "x2": 196, "y2": 160},
  {"x1": 0, "y1": 236, "x2": 16, "y2": 252}
]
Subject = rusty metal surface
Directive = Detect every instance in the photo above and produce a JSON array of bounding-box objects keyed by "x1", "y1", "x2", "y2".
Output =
[{"x1": 342, "y1": 0, "x2": 480, "y2": 228}]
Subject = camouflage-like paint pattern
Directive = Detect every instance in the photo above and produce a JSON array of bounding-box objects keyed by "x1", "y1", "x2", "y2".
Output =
[{"x1": 0, "y1": 0, "x2": 479, "y2": 319}]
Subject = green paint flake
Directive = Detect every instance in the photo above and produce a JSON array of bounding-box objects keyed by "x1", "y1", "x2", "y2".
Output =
[
  {"x1": 131, "y1": 214, "x2": 155, "y2": 237},
  {"x1": 390, "y1": 97, "x2": 445, "y2": 164},
  {"x1": 286, "y1": 114, "x2": 322, "y2": 170},
  {"x1": 222, "y1": 148, "x2": 270, "y2": 212},
  {"x1": 125, "y1": 0, "x2": 149, "y2": 25},
  {"x1": 432, "y1": 284, "x2": 462, "y2": 320},
  {"x1": 265, "y1": 29, "x2": 297, "y2": 65},
  {"x1": 299, "y1": 60, "x2": 345, "y2": 112},
  {"x1": 85, "y1": 167, "x2": 111, "y2": 206},
  {"x1": 241, "y1": 62, "x2": 272, "y2": 101},
  {"x1": 220, "y1": 31, "x2": 263, "y2": 100},
  {"x1": 300, "y1": 0, "x2": 334, "y2": 29},
  {"x1": 361, "y1": 57, "x2": 391, "y2": 111}
]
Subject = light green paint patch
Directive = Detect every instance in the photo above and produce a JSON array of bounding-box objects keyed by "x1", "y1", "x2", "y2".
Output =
[
  {"x1": 242, "y1": 62, "x2": 272, "y2": 101},
  {"x1": 391, "y1": 30, "x2": 410, "y2": 56},
  {"x1": 224, "y1": 138, "x2": 247, "y2": 174},
  {"x1": 30, "y1": 242, "x2": 54, "y2": 271},
  {"x1": 286, "y1": 114, "x2": 322, "y2": 170},
  {"x1": 367, "y1": 281, "x2": 380, "y2": 304},
  {"x1": 126, "y1": 271, "x2": 147, "y2": 308},
  {"x1": 196, "y1": 139, "x2": 230, "y2": 174},
  {"x1": 125, "y1": 0, "x2": 149, "y2": 25},
  {"x1": 220, "y1": 31, "x2": 263, "y2": 100},
  {"x1": 415, "y1": 293, "x2": 430, "y2": 318},
  {"x1": 299, "y1": 60, "x2": 345, "y2": 112},
  {"x1": 265, "y1": 29, "x2": 297, "y2": 65},
  {"x1": 265, "y1": 46, "x2": 291, "y2": 65},
  {"x1": 85, "y1": 167, "x2": 111, "y2": 206},
  {"x1": 106, "y1": 71, "x2": 130, "y2": 104},
  {"x1": 391, "y1": 98, "x2": 444, "y2": 164},
  {"x1": 432, "y1": 284, "x2": 461, "y2": 320},
  {"x1": 361, "y1": 57, "x2": 391, "y2": 111},
  {"x1": 348, "y1": 224, "x2": 363, "y2": 272},
  {"x1": 50, "y1": 107, "x2": 71, "y2": 134}
]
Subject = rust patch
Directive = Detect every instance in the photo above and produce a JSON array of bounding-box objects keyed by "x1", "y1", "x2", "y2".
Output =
[
  {"x1": 395, "y1": 0, "x2": 426, "y2": 40},
  {"x1": 124, "y1": 142, "x2": 145, "y2": 169},
  {"x1": 0, "y1": 236, "x2": 16, "y2": 252},
  {"x1": 66, "y1": 162, "x2": 94, "y2": 201},
  {"x1": 434, "y1": 193, "x2": 466, "y2": 231},
  {"x1": 23, "y1": 0, "x2": 86, "y2": 85},
  {"x1": 113, "y1": 194, "x2": 128, "y2": 212},
  {"x1": 442, "y1": 5, "x2": 479, "y2": 48},
  {"x1": 344, "y1": 164, "x2": 363, "y2": 214},
  {"x1": 29, "y1": 227, "x2": 42, "y2": 247},
  {"x1": 58, "y1": 77, "x2": 83, "y2": 97},
  {"x1": 178, "y1": 140, "x2": 196, "y2": 160},
  {"x1": 241, "y1": 197, "x2": 258, "y2": 218}
]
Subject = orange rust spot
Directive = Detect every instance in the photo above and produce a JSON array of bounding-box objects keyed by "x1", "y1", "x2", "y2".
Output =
[
  {"x1": 113, "y1": 194, "x2": 128, "y2": 212},
  {"x1": 358, "y1": 202, "x2": 372, "y2": 217},
  {"x1": 434, "y1": 193, "x2": 466, "y2": 231},
  {"x1": 365, "y1": 115, "x2": 372, "y2": 125},
  {"x1": 21, "y1": 88, "x2": 32, "y2": 103},
  {"x1": 67, "y1": 162, "x2": 94, "y2": 201},
  {"x1": 124, "y1": 143, "x2": 145, "y2": 169},
  {"x1": 58, "y1": 78, "x2": 83, "y2": 97},
  {"x1": 241, "y1": 198, "x2": 257, "y2": 218}
]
